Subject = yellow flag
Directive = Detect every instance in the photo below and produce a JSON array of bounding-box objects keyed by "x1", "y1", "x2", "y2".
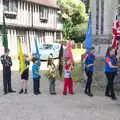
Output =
[{"x1": 18, "y1": 39, "x2": 25, "y2": 75}]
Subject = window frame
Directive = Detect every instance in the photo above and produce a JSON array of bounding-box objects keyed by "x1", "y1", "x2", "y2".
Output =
[
  {"x1": 39, "y1": 6, "x2": 48, "y2": 23},
  {"x1": 3, "y1": 0, "x2": 18, "y2": 13}
]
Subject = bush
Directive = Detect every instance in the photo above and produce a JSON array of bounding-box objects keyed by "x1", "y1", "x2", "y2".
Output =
[{"x1": 69, "y1": 22, "x2": 87, "y2": 43}]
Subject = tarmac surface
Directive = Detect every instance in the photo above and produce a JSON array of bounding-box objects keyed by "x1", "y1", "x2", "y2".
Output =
[{"x1": 0, "y1": 60, "x2": 120, "y2": 120}]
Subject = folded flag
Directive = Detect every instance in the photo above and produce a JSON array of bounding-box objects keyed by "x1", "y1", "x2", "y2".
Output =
[{"x1": 18, "y1": 39, "x2": 25, "y2": 75}]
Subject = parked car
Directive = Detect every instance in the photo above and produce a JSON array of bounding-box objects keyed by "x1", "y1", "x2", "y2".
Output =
[{"x1": 38, "y1": 43, "x2": 61, "y2": 60}]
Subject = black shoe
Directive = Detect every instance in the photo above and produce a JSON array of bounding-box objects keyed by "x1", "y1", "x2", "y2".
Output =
[
  {"x1": 111, "y1": 96, "x2": 117, "y2": 100},
  {"x1": 105, "y1": 93, "x2": 111, "y2": 97},
  {"x1": 84, "y1": 91, "x2": 88, "y2": 95},
  {"x1": 50, "y1": 92, "x2": 53, "y2": 95},
  {"x1": 50, "y1": 92, "x2": 56, "y2": 95},
  {"x1": 24, "y1": 89, "x2": 28, "y2": 94},
  {"x1": 19, "y1": 89, "x2": 23, "y2": 94},
  {"x1": 88, "y1": 93, "x2": 93, "y2": 97},
  {"x1": 4, "y1": 92, "x2": 8, "y2": 95},
  {"x1": 34, "y1": 92, "x2": 39, "y2": 95},
  {"x1": 38, "y1": 91, "x2": 41, "y2": 94},
  {"x1": 9, "y1": 90, "x2": 16, "y2": 93}
]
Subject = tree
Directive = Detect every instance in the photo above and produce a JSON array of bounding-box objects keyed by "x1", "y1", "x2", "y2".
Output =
[
  {"x1": 58, "y1": 0, "x2": 88, "y2": 42},
  {"x1": 69, "y1": 23, "x2": 88, "y2": 43}
]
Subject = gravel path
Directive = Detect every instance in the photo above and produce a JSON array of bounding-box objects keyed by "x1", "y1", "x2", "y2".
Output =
[{"x1": 0, "y1": 61, "x2": 120, "y2": 120}]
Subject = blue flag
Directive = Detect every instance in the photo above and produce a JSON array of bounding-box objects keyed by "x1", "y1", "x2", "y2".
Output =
[
  {"x1": 34, "y1": 38, "x2": 41, "y2": 66},
  {"x1": 83, "y1": 12, "x2": 92, "y2": 52}
]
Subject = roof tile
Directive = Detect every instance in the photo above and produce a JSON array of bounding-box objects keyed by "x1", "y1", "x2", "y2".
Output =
[{"x1": 25, "y1": 0, "x2": 59, "y2": 9}]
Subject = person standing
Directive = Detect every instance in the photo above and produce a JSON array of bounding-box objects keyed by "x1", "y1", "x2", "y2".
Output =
[
  {"x1": 0, "y1": 48, "x2": 16, "y2": 95},
  {"x1": 47, "y1": 56, "x2": 56, "y2": 95},
  {"x1": 105, "y1": 47, "x2": 119, "y2": 100},
  {"x1": 19, "y1": 54, "x2": 30, "y2": 94},
  {"x1": 32, "y1": 57, "x2": 41, "y2": 95},
  {"x1": 84, "y1": 47, "x2": 95, "y2": 97},
  {"x1": 63, "y1": 57, "x2": 74, "y2": 95}
]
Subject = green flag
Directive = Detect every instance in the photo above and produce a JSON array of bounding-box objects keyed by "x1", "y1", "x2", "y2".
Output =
[{"x1": 2, "y1": 15, "x2": 8, "y2": 49}]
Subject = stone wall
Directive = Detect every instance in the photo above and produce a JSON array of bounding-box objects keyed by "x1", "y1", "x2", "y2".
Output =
[{"x1": 93, "y1": 35, "x2": 112, "y2": 57}]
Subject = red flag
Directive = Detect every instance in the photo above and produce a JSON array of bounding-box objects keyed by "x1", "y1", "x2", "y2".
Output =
[
  {"x1": 112, "y1": 36, "x2": 118, "y2": 48},
  {"x1": 112, "y1": 19, "x2": 120, "y2": 48},
  {"x1": 65, "y1": 40, "x2": 75, "y2": 65}
]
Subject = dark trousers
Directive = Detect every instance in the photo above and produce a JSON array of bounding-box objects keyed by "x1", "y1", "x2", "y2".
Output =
[
  {"x1": 33, "y1": 77, "x2": 40, "y2": 93},
  {"x1": 3, "y1": 70, "x2": 12, "y2": 93},
  {"x1": 49, "y1": 77, "x2": 56, "y2": 94},
  {"x1": 85, "y1": 70, "x2": 93, "y2": 94},
  {"x1": 105, "y1": 72, "x2": 116, "y2": 97}
]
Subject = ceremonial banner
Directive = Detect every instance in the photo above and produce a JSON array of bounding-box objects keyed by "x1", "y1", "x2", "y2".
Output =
[{"x1": 18, "y1": 39, "x2": 25, "y2": 75}]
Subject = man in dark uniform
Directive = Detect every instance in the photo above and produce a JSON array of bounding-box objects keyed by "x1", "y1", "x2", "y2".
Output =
[{"x1": 1, "y1": 48, "x2": 16, "y2": 95}]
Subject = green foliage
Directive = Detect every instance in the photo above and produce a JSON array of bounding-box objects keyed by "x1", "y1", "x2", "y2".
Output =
[
  {"x1": 63, "y1": 20, "x2": 73, "y2": 39},
  {"x1": 58, "y1": 0, "x2": 88, "y2": 42},
  {"x1": 69, "y1": 22, "x2": 88, "y2": 43},
  {"x1": 72, "y1": 62, "x2": 84, "y2": 82}
]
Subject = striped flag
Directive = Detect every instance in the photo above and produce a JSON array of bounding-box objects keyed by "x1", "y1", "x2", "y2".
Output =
[
  {"x1": 112, "y1": 36, "x2": 118, "y2": 49},
  {"x1": 18, "y1": 39, "x2": 25, "y2": 75},
  {"x1": 112, "y1": 16, "x2": 120, "y2": 48}
]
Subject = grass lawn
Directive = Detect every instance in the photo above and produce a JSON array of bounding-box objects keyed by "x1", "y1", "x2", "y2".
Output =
[{"x1": 56, "y1": 48, "x2": 86, "y2": 82}]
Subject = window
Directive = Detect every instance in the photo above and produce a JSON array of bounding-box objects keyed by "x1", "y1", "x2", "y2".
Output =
[
  {"x1": 56, "y1": 32, "x2": 61, "y2": 40},
  {"x1": 57, "y1": 13, "x2": 62, "y2": 23},
  {"x1": 3, "y1": 0, "x2": 18, "y2": 12},
  {"x1": 39, "y1": 6, "x2": 48, "y2": 23}
]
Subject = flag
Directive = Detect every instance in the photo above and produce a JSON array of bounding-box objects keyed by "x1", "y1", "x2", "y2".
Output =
[
  {"x1": 112, "y1": 16, "x2": 120, "y2": 48},
  {"x1": 34, "y1": 38, "x2": 41, "y2": 66},
  {"x1": 2, "y1": 15, "x2": 8, "y2": 49},
  {"x1": 18, "y1": 39, "x2": 25, "y2": 75},
  {"x1": 83, "y1": 12, "x2": 92, "y2": 51},
  {"x1": 66, "y1": 40, "x2": 74, "y2": 65},
  {"x1": 58, "y1": 44, "x2": 64, "y2": 77},
  {"x1": 112, "y1": 36, "x2": 118, "y2": 48}
]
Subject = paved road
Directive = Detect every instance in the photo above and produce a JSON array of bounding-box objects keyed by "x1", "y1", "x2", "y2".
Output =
[{"x1": 0, "y1": 61, "x2": 120, "y2": 120}]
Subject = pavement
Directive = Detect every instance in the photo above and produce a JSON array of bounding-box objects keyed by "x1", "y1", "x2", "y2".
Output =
[{"x1": 0, "y1": 61, "x2": 120, "y2": 120}]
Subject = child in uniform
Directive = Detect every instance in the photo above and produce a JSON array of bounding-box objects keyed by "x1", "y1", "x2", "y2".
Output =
[
  {"x1": 32, "y1": 57, "x2": 41, "y2": 95},
  {"x1": 84, "y1": 47, "x2": 95, "y2": 97},
  {"x1": 19, "y1": 54, "x2": 30, "y2": 94},
  {"x1": 47, "y1": 55, "x2": 56, "y2": 95},
  {"x1": 63, "y1": 57, "x2": 74, "y2": 95}
]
